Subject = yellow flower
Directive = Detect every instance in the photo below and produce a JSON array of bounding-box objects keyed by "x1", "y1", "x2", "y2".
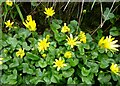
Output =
[
  {"x1": 79, "y1": 31, "x2": 86, "y2": 43},
  {"x1": 110, "y1": 63, "x2": 120, "y2": 76},
  {"x1": 38, "y1": 38, "x2": 50, "y2": 52},
  {"x1": 42, "y1": 54, "x2": 47, "y2": 58},
  {"x1": 64, "y1": 51, "x2": 72, "y2": 58},
  {"x1": 5, "y1": 20, "x2": 14, "y2": 28},
  {"x1": 6, "y1": 0, "x2": 13, "y2": 6},
  {"x1": 53, "y1": 58, "x2": 67, "y2": 71},
  {"x1": 46, "y1": 35, "x2": 50, "y2": 40},
  {"x1": 0, "y1": 58, "x2": 3, "y2": 65},
  {"x1": 98, "y1": 35, "x2": 120, "y2": 51},
  {"x1": 66, "y1": 34, "x2": 80, "y2": 48},
  {"x1": 23, "y1": 15, "x2": 36, "y2": 31},
  {"x1": 98, "y1": 36, "x2": 105, "y2": 47},
  {"x1": 61, "y1": 23, "x2": 70, "y2": 33},
  {"x1": 44, "y1": 7, "x2": 55, "y2": 18},
  {"x1": 16, "y1": 48, "x2": 25, "y2": 58}
]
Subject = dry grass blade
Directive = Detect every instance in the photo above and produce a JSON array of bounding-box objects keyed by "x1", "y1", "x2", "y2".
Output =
[
  {"x1": 78, "y1": 0, "x2": 84, "y2": 26},
  {"x1": 63, "y1": 0, "x2": 70, "y2": 11},
  {"x1": 91, "y1": 0, "x2": 96, "y2": 10},
  {"x1": 91, "y1": 0, "x2": 116, "y2": 35}
]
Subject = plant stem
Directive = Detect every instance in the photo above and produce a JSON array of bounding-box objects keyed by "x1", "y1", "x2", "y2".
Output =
[{"x1": 15, "y1": 4, "x2": 24, "y2": 22}]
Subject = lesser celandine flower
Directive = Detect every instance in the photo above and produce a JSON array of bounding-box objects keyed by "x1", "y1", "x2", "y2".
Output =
[
  {"x1": 46, "y1": 35, "x2": 50, "y2": 40},
  {"x1": 61, "y1": 23, "x2": 70, "y2": 33},
  {"x1": 23, "y1": 15, "x2": 37, "y2": 31},
  {"x1": 38, "y1": 38, "x2": 50, "y2": 52},
  {"x1": 5, "y1": 20, "x2": 14, "y2": 28},
  {"x1": 110, "y1": 63, "x2": 120, "y2": 76},
  {"x1": 42, "y1": 54, "x2": 47, "y2": 58},
  {"x1": 16, "y1": 48, "x2": 25, "y2": 58},
  {"x1": 53, "y1": 58, "x2": 67, "y2": 71},
  {"x1": 98, "y1": 35, "x2": 120, "y2": 51},
  {"x1": 66, "y1": 34, "x2": 80, "y2": 48},
  {"x1": 79, "y1": 31, "x2": 86, "y2": 43},
  {"x1": 6, "y1": 0, "x2": 13, "y2": 6},
  {"x1": 0, "y1": 58, "x2": 3, "y2": 65},
  {"x1": 64, "y1": 51, "x2": 72, "y2": 58},
  {"x1": 44, "y1": 7, "x2": 55, "y2": 18}
]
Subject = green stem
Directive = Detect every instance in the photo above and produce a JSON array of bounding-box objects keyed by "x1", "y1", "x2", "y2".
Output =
[{"x1": 15, "y1": 4, "x2": 24, "y2": 22}]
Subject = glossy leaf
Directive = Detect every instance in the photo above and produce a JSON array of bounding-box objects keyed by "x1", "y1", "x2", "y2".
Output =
[
  {"x1": 62, "y1": 68, "x2": 74, "y2": 78},
  {"x1": 26, "y1": 52, "x2": 39, "y2": 60}
]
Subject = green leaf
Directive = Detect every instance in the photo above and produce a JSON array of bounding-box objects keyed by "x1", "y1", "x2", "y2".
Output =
[
  {"x1": 62, "y1": 68, "x2": 74, "y2": 78},
  {"x1": 83, "y1": 43, "x2": 90, "y2": 50},
  {"x1": 7, "y1": 69, "x2": 18, "y2": 84},
  {"x1": 91, "y1": 51, "x2": 98, "y2": 59},
  {"x1": 61, "y1": 63, "x2": 71, "y2": 70},
  {"x1": 0, "y1": 40, "x2": 2, "y2": 50},
  {"x1": 100, "y1": 58, "x2": 109, "y2": 69},
  {"x1": 52, "y1": 19, "x2": 62, "y2": 25},
  {"x1": 86, "y1": 33, "x2": 93, "y2": 42},
  {"x1": 18, "y1": 28, "x2": 31, "y2": 39},
  {"x1": 9, "y1": 58, "x2": 19, "y2": 68},
  {"x1": 98, "y1": 73, "x2": 111, "y2": 84},
  {"x1": 1, "y1": 41, "x2": 7, "y2": 47},
  {"x1": 103, "y1": 7, "x2": 115, "y2": 21},
  {"x1": 52, "y1": 21, "x2": 61, "y2": 30},
  {"x1": 38, "y1": 58, "x2": 47, "y2": 68},
  {"x1": 67, "y1": 77, "x2": 73, "y2": 84},
  {"x1": 81, "y1": 77, "x2": 92, "y2": 84},
  {"x1": 107, "y1": 51, "x2": 113, "y2": 57},
  {"x1": 6, "y1": 37, "x2": 18, "y2": 48},
  {"x1": 1, "y1": 74, "x2": 8, "y2": 84},
  {"x1": 1, "y1": 64, "x2": 8, "y2": 70},
  {"x1": 3, "y1": 56, "x2": 11, "y2": 63},
  {"x1": 30, "y1": 77, "x2": 43, "y2": 84},
  {"x1": 22, "y1": 63, "x2": 33, "y2": 74},
  {"x1": 13, "y1": 69, "x2": 17, "y2": 75},
  {"x1": 8, "y1": 79, "x2": 17, "y2": 84},
  {"x1": 98, "y1": 48, "x2": 105, "y2": 53},
  {"x1": 50, "y1": 23, "x2": 66, "y2": 42},
  {"x1": 111, "y1": 73, "x2": 119, "y2": 81},
  {"x1": 22, "y1": 42, "x2": 31, "y2": 51},
  {"x1": 68, "y1": 20, "x2": 78, "y2": 33},
  {"x1": 50, "y1": 41, "x2": 57, "y2": 48},
  {"x1": 7, "y1": 71, "x2": 17, "y2": 80},
  {"x1": 81, "y1": 67, "x2": 90, "y2": 76},
  {"x1": 68, "y1": 24, "x2": 75, "y2": 33},
  {"x1": 90, "y1": 42, "x2": 96, "y2": 50},
  {"x1": 35, "y1": 68, "x2": 42, "y2": 77},
  {"x1": 69, "y1": 58, "x2": 79, "y2": 67},
  {"x1": 110, "y1": 27, "x2": 120, "y2": 36},
  {"x1": 49, "y1": 46, "x2": 56, "y2": 56},
  {"x1": 86, "y1": 62, "x2": 99, "y2": 74},
  {"x1": 43, "y1": 77, "x2": 51, "y2": 84},
  {"x1": 51, "y1": 75, "x2": 57, "y2": 83},
  {"x1": 78, "y1": 44, "x2": 84, "y2": 55},
  {"x1": 26, "y1": 52, "x2": 39, "y2": 60},
  {"x1": 54, "y1": 33, "x2": 66, "y2": 42},
  {"x1": 96, "y1": 29, "x2": 103, "y2": 41},
  {"x1": 28, "y1": 37, "x2": 37, "y2": 45},
  {"x1": 81, "y1": 74, "x2": 93, "y2": 84}
]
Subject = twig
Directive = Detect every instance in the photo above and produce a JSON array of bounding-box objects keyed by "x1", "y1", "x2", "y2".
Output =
[
  {"x1": 63, "y1": 0, "x2": 71, "y2": 11},
  {"x1": 100, "y1": 2, "x2": 103, "y2": 27},
  {"x1": 78, "y1": 0, "x2": 84, "y2": 26},
  {"x1": 112, "y1": 3, "x2": 120, "y2": 13},
  {"x1": 91, "y1": 0, "x2": 116, "y2": 35},
  {"x1": 30, "y1": 2, "x2": 41, "y2": 15}
]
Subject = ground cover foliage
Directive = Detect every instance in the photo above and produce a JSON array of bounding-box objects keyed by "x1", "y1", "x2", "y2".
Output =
[{"x1": 0, "y1": 1, "x2": 120, "y2": 85}]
